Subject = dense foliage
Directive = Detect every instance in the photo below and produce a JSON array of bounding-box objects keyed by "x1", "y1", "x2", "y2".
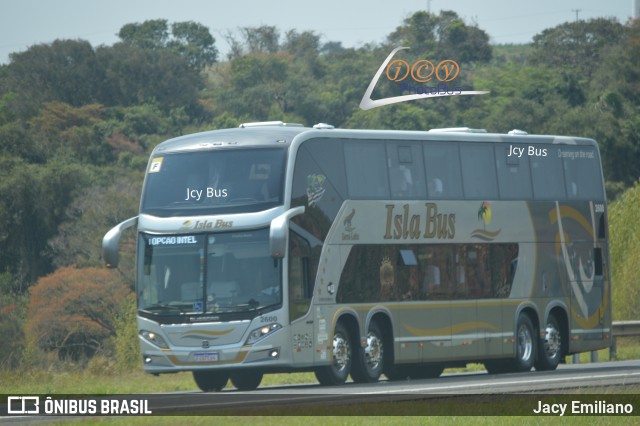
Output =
[{"x1": 0, "y1": 11, "x2": 638, "y2": 367}]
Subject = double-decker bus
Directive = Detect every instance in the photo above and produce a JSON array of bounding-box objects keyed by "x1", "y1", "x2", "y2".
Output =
[{"x1": 103, "y1": 122, "x2": 611, "y2": 391}]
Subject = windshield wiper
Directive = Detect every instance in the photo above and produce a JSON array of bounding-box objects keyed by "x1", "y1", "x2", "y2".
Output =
[
  {"x1": 140, "y1": 302, "x2": 192, "y2": 314},
  {"x1": 239, "y1": 301, "x2": 281, "y2": 312}
]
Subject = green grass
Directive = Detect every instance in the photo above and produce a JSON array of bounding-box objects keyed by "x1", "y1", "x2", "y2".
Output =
[
  {"x1": 2, "y1": 338, "x2": 637, "y2": 396},
  {"x1": 0, "y1": 367, "x2": 320, "y2": 394},
  {"x1": 4, "y1": 353, "x2": 639, "y2": 425},
  {"x1": 3, "y1": 339, "x2": 638, "y2": 394},
  {"x1": 35, "y1": 417, "x2": 640, "y2": 426}
]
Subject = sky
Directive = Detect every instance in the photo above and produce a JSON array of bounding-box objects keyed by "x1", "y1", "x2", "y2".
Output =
[{"x1": 0, "y1": 0, "x2": 636, "y2": 64}]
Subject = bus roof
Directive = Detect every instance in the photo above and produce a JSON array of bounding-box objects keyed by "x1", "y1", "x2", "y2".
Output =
[{"x1": 151, "y1": 122, "x2": 598, "y2": 154}]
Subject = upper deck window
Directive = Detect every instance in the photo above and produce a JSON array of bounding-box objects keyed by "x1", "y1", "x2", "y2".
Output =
[
  {"x1": 559, "y1": 146, "x2": 604, "y2": 200},
  {"x1": 495, "y1": 145, "x2": 533, "y2": 199},
  {"x1": 344, "y1": 142, "x2": 389, "y2": 198},
  {"x1": 141, "y1": 147, "x2": 286, "y2": 217},
  {"x1": 459, "y1": 143, "x2": 499, "y2": 199},
  {"x1": 530, "y1": 147, "x2": 567, "y2": 200}
]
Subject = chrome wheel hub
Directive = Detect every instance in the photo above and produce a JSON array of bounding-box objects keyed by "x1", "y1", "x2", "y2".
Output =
[
  {"x1": 332, "y1": 332, "x2": 350, "y2": 372},
  {"x1": 517, "y1": 324, "x2": 533, "y2": 362},
  {"x1": 543, "y1": 324, "x2": 561, "y2": 359},
  {"x1": 364, "y1": 332, "x2": 383, "y2": 370}
]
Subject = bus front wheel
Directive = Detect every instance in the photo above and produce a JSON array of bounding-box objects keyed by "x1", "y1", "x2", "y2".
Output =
[
  {"x1": 351, "y1": 321, "x2": 385, "y2": 383},
  {"x1": 230, "y1": 371, "x2": 263, "y2": 391},
  {"x1": 192, "y1": 370, "x2": 229, "y2": 392},
  {"x1": 315, "y1": 322, "x2": 352, "y2": 386}
]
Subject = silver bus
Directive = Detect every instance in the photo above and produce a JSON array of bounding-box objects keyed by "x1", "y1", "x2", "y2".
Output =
[{"x1": 103, "y1": 122, "x2": 611, "y2": 391}]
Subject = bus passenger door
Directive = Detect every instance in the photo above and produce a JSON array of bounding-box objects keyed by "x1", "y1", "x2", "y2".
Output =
[{"x1": 288, "y1": 230, "x2": 317, "y2": 365}]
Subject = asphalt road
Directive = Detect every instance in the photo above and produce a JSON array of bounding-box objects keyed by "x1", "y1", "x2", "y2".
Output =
[
  {"x1": 133, "y1": 359, "x2": 640, "y2": 416},
  {"x1": 2, "y1": 360, "x2": 639, "y2": 420}
]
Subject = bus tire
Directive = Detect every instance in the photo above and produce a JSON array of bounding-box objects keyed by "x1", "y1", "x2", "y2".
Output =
[
  {"x1": 513, "y1": 313, "x2": 537, "y2": 372},
  {"x1": 192, "y1": 370, "x2": 229, "y2": 392},
  {"x1": 535, "y1": 313, "x2": 563, "y2": 371},
  {"x1": 230, "y1": 371, "x2": 263, "y2": 391},
  {"x1": 315, "y1": 322, "x2": 352, "y2": 386},
  {"x1": 351, "y1": 321, "x2": 385, "y2": 383}
]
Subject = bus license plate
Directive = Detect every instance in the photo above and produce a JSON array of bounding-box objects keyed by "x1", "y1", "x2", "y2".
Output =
[{"x1": 193, "y1": 352, "x2": 219, "y2": 362}]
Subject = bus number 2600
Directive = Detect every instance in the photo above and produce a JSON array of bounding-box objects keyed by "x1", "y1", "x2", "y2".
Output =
[{"x1": 260, "y1": 316, "x2": 278, "y2": 323}]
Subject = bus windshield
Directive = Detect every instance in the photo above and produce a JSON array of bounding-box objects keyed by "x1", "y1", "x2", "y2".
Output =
[
  {"x1": 141, "y1": 148, "x2": 286, "y2": 217},
  {"x1": 137, "y1": 228, "x2": 282, "y2": 316}
]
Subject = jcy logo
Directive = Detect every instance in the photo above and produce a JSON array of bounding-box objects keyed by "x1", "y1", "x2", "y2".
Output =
[
  {"x1": 386, "y1": 59, "x2": 460, "y2": 83},
  {"x1": 359, "y1": 47, "x2": 489, "y2": 110}
]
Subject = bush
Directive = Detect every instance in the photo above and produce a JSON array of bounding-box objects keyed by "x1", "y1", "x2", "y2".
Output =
[
  {"x1": 114, "y1": 293, "x2": 141, "y2": 371},
  {"x1": 608, "y1": 181, "x2": 640, "y2": 320},
  {"x1": 25, "y1": 266, "x2": 132, "y2": 361}
]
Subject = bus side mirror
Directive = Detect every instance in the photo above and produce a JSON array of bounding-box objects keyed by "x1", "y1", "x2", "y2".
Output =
[
  {"x1": 102, "y1": 216, "x2": 138, "y2": 268},
  {"x1": 270, "y1": 206, "x2": 305, "y2": 258}
]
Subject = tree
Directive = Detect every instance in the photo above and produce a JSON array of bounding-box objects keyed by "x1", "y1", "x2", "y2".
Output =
[
  {"x1": 28, "y1": 102, "x2": 113, "y2": 164},
  {"x1": 241, "y1": 25, "x2": 280, "y2": 54},
  {"x1": 530, "y1": 18, "x2": 626, "y2": 106},
  {"x1": 387, "y1": 10, "x2": 492, "y2": 63},
  {"x1": 25, "y1": 266, "x2": 131, "y2": 360},
  {"x1": 48, "y1": 175, "x2": 141, "y2": 288},
  {"x1": 169, "y1": 21, "x2": 218, "y2": 69},
  {"x1": 118, "y1": 19, "x2": 169, "y2": 50},
  {"x1": 4, "y1": 39, "x2": 102, "y2": 118},
  {"x1": 388, "y1": 11, "x2": 438, "y2": 55},
  {"x1": 0, "y1": 159, "x2": 90, "y2": 292},
  {"x1": 531, "y1": 18, "x2": 626, "y2": 80},
  {"x1": 283, "y1": 30, "x2": 321, "y2": 57},
  {"x1": 0, "y1": 280, "x2": 25, "y2": 369},
  {"x1": 118, "y1": 19, "x2": 218, "y2": 69},
  {"x1": 96, "y1": 43, "x2": 204, "y2": 114},
  {"x1": 225, "y1": 25, "x2": 281, "y2": 58}
]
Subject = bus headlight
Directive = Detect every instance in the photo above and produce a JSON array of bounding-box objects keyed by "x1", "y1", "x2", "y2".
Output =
[
  {"x1": 246, "y1": 323, "x2": 282, "y2": 345},
  {"x1": 140, "y1": 330, "x2": 169, "y2": 349}
]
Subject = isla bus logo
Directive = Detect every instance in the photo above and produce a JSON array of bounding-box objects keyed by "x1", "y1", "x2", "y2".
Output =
[{"x1": 359, "y1": 46, "x2": 490, "y2": 110}]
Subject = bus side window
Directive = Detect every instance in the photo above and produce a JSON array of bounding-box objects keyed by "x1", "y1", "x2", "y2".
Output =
[
  {"x1": 424, "y1": 141, "x2": 463, "y2": 199},
  {"x1": 561, "y1": 146, "x2": 605, "y2": 201},
  {"x1": 345, "y1": 142, "x2": 389, "y2": 199},
  {"x1": 460, "y1": 143, "x2": 499, "y2": 200},
  {"x1": 531, "y1": 147, "x2": 567, "y2": 200},
  {"x1": 418, "y1": 245, "x2": 456, "y2": 300},
  {"x1": 495, "y1": 144, "x2": 533, "y2": 199},
  {"x1": 387, "y1": 143, "x2": 426, "y2": 200}
]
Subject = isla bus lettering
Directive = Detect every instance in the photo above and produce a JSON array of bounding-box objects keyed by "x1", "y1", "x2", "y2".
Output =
[
  {"x1": 384, "y1": 203, "x2": 455, "y2": 240},
  {"x1": 193, "y1": 220, "x2": 232, "y2": 229}
]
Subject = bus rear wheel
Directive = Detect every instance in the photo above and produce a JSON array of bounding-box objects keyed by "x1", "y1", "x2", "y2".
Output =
[
  {"x1": 351, "y1": 321, "x2": 385, "y2": 383},
  {"x1": 485, "y1": 313, "x2": 537, "y2": 374},
  {"x1": 535, "y1": 313, "x2": 563, "y2": 371},
  {"x1": 230, "y1": 371, "x2": 263, "y2": 391},
  {"x1": 513, "y1": 313, "x2": 537, "y2": 372},
  {"x1": 192, "y1": 370, "x2": 229, "y2": 392},
  {"x1": 315, "y1": 322, "x2": 352, "y2": 386}
]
